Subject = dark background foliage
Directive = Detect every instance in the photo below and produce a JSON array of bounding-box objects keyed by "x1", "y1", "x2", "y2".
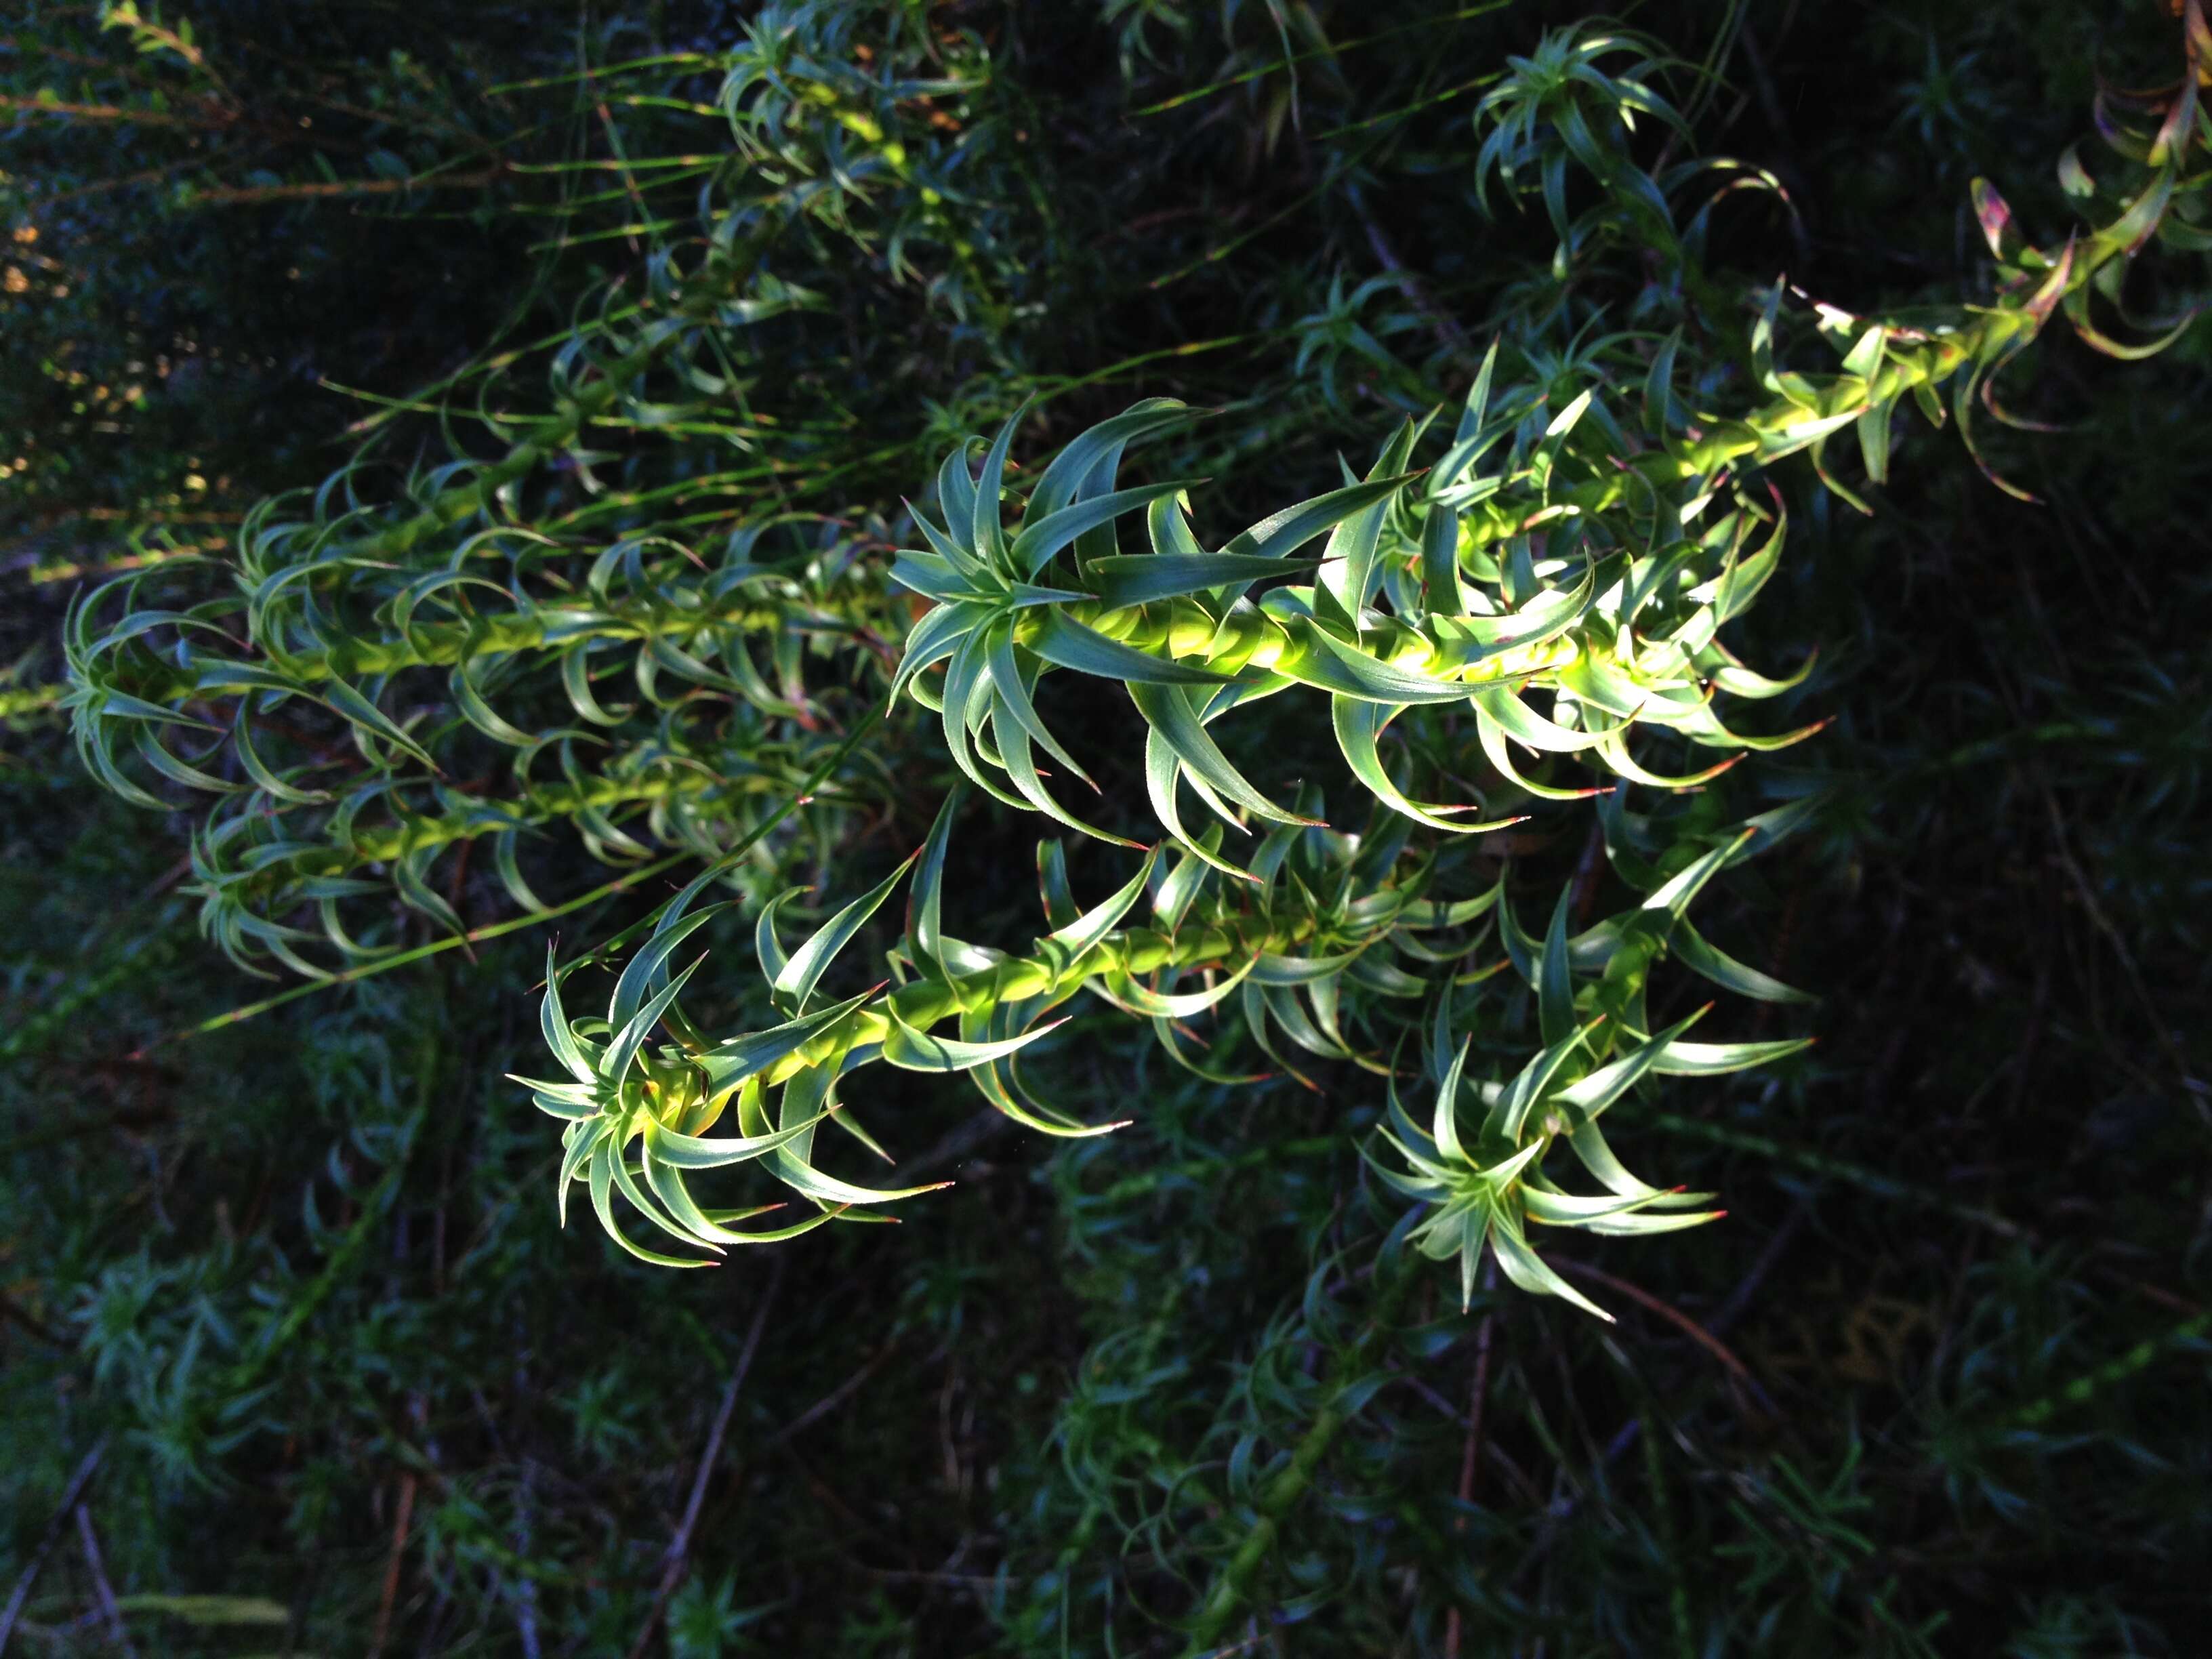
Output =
[{"x1": 4, "y1": 2, "x2": 2207, "y2": 1654}]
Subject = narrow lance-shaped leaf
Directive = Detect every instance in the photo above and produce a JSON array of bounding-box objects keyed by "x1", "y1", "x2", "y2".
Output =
[{"x1": 775, "y1": 850, "x2": 919, "y2": 1012}]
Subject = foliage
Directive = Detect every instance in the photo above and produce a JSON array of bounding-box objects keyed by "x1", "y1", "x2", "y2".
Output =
[{"x1": 5, "y1": 1, "x2": 2209, "y2": 1654}]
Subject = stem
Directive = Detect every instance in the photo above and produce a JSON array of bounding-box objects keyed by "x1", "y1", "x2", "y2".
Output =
[
  {"x1": 142, "y1": 701, "x2": 885, "y2": 1048},
  {"x1": 150, "y1": 853, "x2": 689, "y2": 1046},
  {"x1": 105, "y1": 585, "x2": 883, "y2": 706},
  {"x1": 211, "y1": 759, "x2": 860, "y2": 891},
  {"x1": 626, "y1": 1256, "x2": 786, "y2": 1659},
  {"x1": 758, "y1": 909, "x2": 1323, "y2": 1087},
  {"x1": 0, "y1": 1439, "x2": 108, "y2": 1652},
  {"x1": 1181, "y1": 1260, "x2": 1422, "y2": 1656}
]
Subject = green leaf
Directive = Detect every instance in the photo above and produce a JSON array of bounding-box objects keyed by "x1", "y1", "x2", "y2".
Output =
[
  {"x1": 1130, "y1": 681, "x2": 1307, "y2": 825},
  {"x1": 699, "y1": 989, "x2": 877, "y2": 1086},
  {"x1": 1026, "y1": 398, "x2": 1196, "y2": 520},
  {"x1": 1488, "y1": 1208, "x2": 1614, "y2": 1321},
  {"x1": 1103, "y1": 958, "x2": 1255, "y2": 1018},
  {"x1": 1671, "y1": 920, "x2": 1814, "y2": 1004},
  {"x1": 603, "y1": 955, "x2": 706, "y2": 1083},
  {"x1": 1085, "y1": 552, "x2": 1316, "y2": 609},
  {"x1": 1418, "y1": 499, "x2": 1465, "y2": 615},
  {"x1": 1538, "y1": 885, "x2": 1576, "y2": 1046},
  {"x1": 319, "y1": 675, "x2": 439, "y2": 771},
  {"x1": 611, "y1": 905, "x2": 726, "y2": 1035},
  {"x1": 1647, "y1": 1034, "x2": 1812, "y2": 1076},
  {"x1": 985, "y1": 619, "x2": 1094, "y2": 787},
  {"x1": 1046, "y1": 846, "x2": 1160, "y2": 957},
  {"x1": 1285, "y1": 618, "x2": 1470, "y2": 705},
  {"x1": 541, "y1": 947, "x2": 597, "y2": 1085},
  {"x1": 1220, "y1": 472, "x2": 1423, "y2": 562},
  {"x1": 1008, "y1": 481, "x2": 1191, "y2": 577},
  {"x1": 754, "y1": 885, "x2": 804, "y2": 991},
  {"x1": 907, "y1": 790, "x2": 963, "y2": 975},
  {"x1": 451, "y1": 659, "x2": 535, "y2": 747},
  {"x1": 774, "y1": 853, "x2": 917, "y2": 1012},
  {"x1": 971, "y1": 405, "x2": 1029, "y2": 569},
  {"x1": 1315, "y1": 422, "x2": 1422, "y2": 625},
  {"x1": 881, "y1": 1004, "x2": 1067, "y2": 1072},
  {"x1": 1332, "y1": 696, "x2": 1511, "y2": 834},
  {"x1": 588, "y1": 1139, "x2": 713, "y2": 1268},
  {"x1": 643, "y1": 1111, "x2": 826, "y2": 1171}
]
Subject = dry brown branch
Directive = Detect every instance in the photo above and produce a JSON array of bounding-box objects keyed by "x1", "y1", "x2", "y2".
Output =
[
  {"x1": 0, "y1": 92, "x2": 233, "y2": 129},
  {"x1": 1553, "y1": 1256, "x2": 1771, "y2": 1413},
  {"x1": 365, "y1": 1470, "x2": 419, "y2": 1659}
]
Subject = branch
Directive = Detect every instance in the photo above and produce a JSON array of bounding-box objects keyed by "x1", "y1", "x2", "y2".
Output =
[
  {"x1": 1441, "y1": 1259, "x2": 1498, "y2": 1659},
  {"x1": 1181, "y1": 1263, "x2": 1420, "y2": 1656},
  {"x1": 626, "y1": 1254, "x2": 787, "y2": 1659},
  {"x1": 187, "y1": 167, "x2": 508, "y2": 207},
  {"x1": 0, "y1": 1437, "x2": 108, "y2": 1652},
  {"x1": 73, "y1": 1506, "x2": 130, "y2": 1654},
  {"x1": 0, "y1": 92, "x2": 233, "y2": 129}
]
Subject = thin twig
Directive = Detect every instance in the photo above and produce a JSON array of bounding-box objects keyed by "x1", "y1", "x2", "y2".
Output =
[
  {"x1": 1355, "y1": 199, "x2": 1482, "y2": 372},
  {"x1": 1553, "y1": 1258, "x2": 1775, "y2": 1416},
  {"x1": 1509, "y1": 1206, "x2": 1808, "y2": 1589},
  {"x1": 365, "y1": 1471, "x2": 419, "y2": 1659},
  {"x1": 512, "y1": 1465, "x2": 543, "y2": 1659},
  {"x1": 1732, "y1": 22, "x2": 1813, "y2": 269},
  {"x1": 188, "y1": 167, "x2": 508, "y2": 207},
  {"x1": 506, "y1": 1320, "x2": 544, "y2": 1659},
  {"x1": 888, "y1": 1107, "x2": 1012, "y2": 1186},
  {"x1": 123, "y1": 851, "x2": 684, "y2": 1057},
  {"x1": 2035, "y1": 778, "x2": 2200, "y2": 1095},
  {"x1": 1708, "y1": 1202, "x2": 1807, "y2": 1337},
  {"x1": 0, "y1": 93, "x2": 232, "y2": 129},
  {"x1": 764, "y1": 1335, "x2": 905, "y2": 1449},
  {"x1": 0, "y1": 1290, "x2": 68, "y2": 1348},
  {"x1": 1443, "y1": 1258, "x2": 1498, "y2": 1659},
  {"x1": 626, "y1": 1254, "x2": 787, "y2": 1659},
  {"x1": 854, "y1": 1565, "x2": 1006, "y2": 1587},
  {"x1": 0, "y1": 1437, "x2": 108, "y2": 1654},
  {"x1": 74, "y1": 1506, "x2": 130, "y2": 1654}
]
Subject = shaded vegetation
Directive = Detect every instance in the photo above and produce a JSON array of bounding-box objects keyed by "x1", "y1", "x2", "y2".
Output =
[{"x1": 4, "y1": 3, "x2": 2208, "y2": 1655}]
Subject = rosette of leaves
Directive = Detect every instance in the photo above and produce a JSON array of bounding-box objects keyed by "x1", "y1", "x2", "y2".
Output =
[
  {"x1": 1471, "y1": 22, "x2": 1797, "y2": 334},
  {"x1": 1372, "y1": 813, "x2": 1814, "y2": 1318}
]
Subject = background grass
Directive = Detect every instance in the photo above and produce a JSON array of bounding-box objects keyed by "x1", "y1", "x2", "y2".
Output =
[{"x1": 4, "y1": 2, "x2": 2207, "y2": 1654}]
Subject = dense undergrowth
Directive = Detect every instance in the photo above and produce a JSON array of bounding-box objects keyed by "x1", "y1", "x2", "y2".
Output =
[{"x1": 4, "y1": 2, "x2": 2209, "y2": 1654}]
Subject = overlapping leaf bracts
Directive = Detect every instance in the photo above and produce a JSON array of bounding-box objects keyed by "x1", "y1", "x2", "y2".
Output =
[
  {"x1": 59, "y1": 290, "x2": 905, "y2": 971},
  {"x1": 64, "y1": 5, "x2": 2209, "y2": 1317},
  {"x1": 537, "y1": 733, "x2": 1824, "y2": 1282},
  {"x1": 58, "y1": 7, "x2": 1042, "y2": 971},
  {"x1": 878, "y1": 0, "x2": 2209, "y2": 869},
  {"x1": 535, "y1": 9, "x2": 2207, "y2": 1315}
]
